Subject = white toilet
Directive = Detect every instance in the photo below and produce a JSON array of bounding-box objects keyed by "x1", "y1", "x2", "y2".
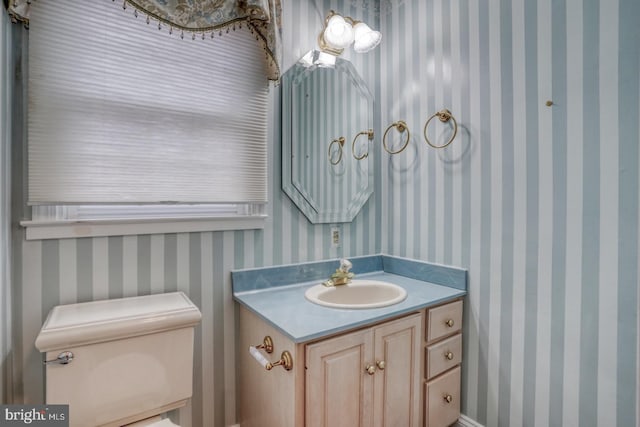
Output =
[{"x1": 35, "y1": 292, "x2": 202, "y2": 427}]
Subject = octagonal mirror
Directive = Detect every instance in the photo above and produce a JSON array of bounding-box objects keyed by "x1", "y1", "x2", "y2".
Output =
[{"x1": 281, "y1": 51, "x2": 374, "y2": 223}]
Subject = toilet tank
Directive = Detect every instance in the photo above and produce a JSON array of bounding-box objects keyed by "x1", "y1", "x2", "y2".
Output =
[{"x1": 35, "y1": 292, "x2": 202, "y2": 427}]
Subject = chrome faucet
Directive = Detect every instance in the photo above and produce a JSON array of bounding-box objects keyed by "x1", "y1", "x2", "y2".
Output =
[{"x1": 323, "y1": 258, "x2": 355, "y2": 287}]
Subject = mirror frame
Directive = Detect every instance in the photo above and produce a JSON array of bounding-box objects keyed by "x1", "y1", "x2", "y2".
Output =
[{"x1": 281, "y1": 53, "x2": 374, "y2": 223}]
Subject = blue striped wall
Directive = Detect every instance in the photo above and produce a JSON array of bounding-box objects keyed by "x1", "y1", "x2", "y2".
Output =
[
  {"x1": 379, "y1": 0, "x2": 639, "y2": 426},
  {"x1": 7, "y1": 1, "x2": 381, "y2": 426},
  {"x1": 1, "y1": 4, "x2": 13, "y2": 405},
  {"x1": 8, "y1": 1, "x2": 639, "y2": 427}
]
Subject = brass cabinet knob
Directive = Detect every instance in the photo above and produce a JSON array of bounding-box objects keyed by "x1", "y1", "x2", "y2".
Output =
[
  {"x1": 445, "y1": 351, "x2": 454, "y2": 360},
  {"x1": 365, "y1": 364, "x2": 376, "y2": 375},
  {"x1": 376, "y1": 360, "x2": 385, "y2": 370},
  {"x1": 445, "y1": 319, "x2": 455, "y2": 327},
  {"x1": 444, "y1": 394, "x2": 453, "y2": 403}
]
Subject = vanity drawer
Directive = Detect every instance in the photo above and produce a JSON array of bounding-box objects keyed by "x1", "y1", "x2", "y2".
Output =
[
  {"x1": 424, "y1": 366, "x2": 461, "y2": 427},
  {"x1": 427, "y1": 300, "x2": 462, "y2": 342},
  {"x1": 426, "y1": 333, "x2": 462, "y2": 379}
]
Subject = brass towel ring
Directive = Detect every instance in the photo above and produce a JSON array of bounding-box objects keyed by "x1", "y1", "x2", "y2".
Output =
[
  {"x1": 423, "y1": 109, "x2": 458, "y2": 149},
  {"x1": 352, "y1": 129, "x2": 375, "y2": 160},
  {"x1": 383, "y1": 121, "x2": 410, "y2": 154},
  {"x1": 328, "y1": 137, "x2": 345, "y2": 165}
]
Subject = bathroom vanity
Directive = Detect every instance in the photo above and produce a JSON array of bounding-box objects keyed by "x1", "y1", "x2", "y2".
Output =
[{"x1": 232, "y1": 255, "x2": 466, "y2": 427}]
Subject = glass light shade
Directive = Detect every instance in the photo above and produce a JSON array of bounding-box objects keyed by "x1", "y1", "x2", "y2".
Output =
[
  {"x1": 353, "y1": 22, "x2": 382, "y2": 53},
  {"x1": 323, "y1": 14, "x2": 354, "y2": 49}
]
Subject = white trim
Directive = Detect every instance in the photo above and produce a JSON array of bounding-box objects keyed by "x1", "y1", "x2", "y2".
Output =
[
  {"x1": 456, "y1": 414, "x2": 485, "y2": 427},
  {"x1": 22, "y1": 216, "x2": 267, "y2": 240}
]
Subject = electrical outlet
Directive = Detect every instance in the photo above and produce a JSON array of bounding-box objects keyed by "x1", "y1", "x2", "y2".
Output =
[{"x1": 331, "y1": 226, "x2": 341, "y2": 248}]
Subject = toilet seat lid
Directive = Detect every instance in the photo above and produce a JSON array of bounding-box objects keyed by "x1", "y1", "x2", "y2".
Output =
[{"x1": 35, "y1": 292, "x2": 201, "y2": 352}]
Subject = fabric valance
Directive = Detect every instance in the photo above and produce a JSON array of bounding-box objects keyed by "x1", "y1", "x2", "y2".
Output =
[{"x1": 7, "y1": 0, "x2": 282, "y2": 80}]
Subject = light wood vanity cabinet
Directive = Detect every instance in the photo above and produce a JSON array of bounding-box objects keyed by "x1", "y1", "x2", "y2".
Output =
[
  {"x1": 305, "y1": 327, "x2": 374, "y2": 427},
  {"x1": 306, "y1": 313, "x2": 422, "y2": 427},
  {"x1": 237, "y1": 299, "x2": 463, "y2": 427},
  {"x1": 424, "y1": 300, "x2": 463, "y2": 427}
]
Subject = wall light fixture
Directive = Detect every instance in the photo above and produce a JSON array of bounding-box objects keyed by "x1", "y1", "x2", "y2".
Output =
[{"x1": 318, "y1": 10, "x2": 382, "y2": 56}]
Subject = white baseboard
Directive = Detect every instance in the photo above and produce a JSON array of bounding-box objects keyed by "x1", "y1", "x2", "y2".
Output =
[
  {"x1": 230, "y1": 416, "x2": 478, "y2": 427},
  {"x1": 456, "y1": 414, "x2": 484, "y2": 427},
  {"x1": 229, "y1": 415, "x2": 478, "y2": 427}
]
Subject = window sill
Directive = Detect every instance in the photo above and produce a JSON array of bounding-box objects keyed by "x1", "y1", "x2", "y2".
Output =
[{"x1": 21, "y1": 215, "x2": 267, "y2": 240}]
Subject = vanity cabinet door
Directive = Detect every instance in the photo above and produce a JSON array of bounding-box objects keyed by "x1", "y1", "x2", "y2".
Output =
[
  {"x1": 372, "y1": 313, "x2": 422, "y2": 427},
  {"x1": 305, "y1": 328, "x2": 374, "y2": 427},
  {"x1": 304, "y1": 312, "x2": 423, "y2": 427}
]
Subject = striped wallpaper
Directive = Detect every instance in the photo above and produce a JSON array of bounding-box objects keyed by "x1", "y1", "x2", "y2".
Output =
[
  {"x1": 5, "y1": 1, "x2": 381, "y2": 427},
  {"x1": 1, "y1": 4, "x2": 13, "y2": 406},
  {"x1": 379, "y1": 0, "x2": 639, "y2": 427},
  {"x1": 4, "y1": 1, "x2": 639, "y2": 427}
]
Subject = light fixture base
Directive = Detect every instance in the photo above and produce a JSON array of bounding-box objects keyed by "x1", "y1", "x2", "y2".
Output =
[{"x1": 317, "y1": 10, "x2": 381, "y2": 56}]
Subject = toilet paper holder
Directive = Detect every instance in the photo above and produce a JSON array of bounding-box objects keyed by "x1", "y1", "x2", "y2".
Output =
[
  {"x1": 249, "y1": 336, "x2": 293, "y2": 371},
  {"x1": 254, "y1": 336, "x2": 274, "y2": 354}
]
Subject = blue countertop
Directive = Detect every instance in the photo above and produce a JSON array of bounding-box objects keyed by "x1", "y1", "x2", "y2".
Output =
[{"x1": 232, "y1": 255, "x2": 467, "y2": 343}]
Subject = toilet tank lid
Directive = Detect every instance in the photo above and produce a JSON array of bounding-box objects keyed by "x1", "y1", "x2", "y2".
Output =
[{"x1": 35, "y1": 292, "x2": 202, "y2": 352}]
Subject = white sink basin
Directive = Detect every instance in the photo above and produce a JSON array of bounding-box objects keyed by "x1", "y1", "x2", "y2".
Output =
[{"x1": 304, "y1": 280, "x2": 407, "y2": 309}]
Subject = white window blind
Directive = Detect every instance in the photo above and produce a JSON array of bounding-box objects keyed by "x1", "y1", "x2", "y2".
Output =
[{"x1": 27, "y1": 0, "x2": 268, "y2": 208}]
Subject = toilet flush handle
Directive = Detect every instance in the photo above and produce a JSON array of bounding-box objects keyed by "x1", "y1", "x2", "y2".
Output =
[{"x1": 44, "y1": 351, "x2": 74, "y2": 365}]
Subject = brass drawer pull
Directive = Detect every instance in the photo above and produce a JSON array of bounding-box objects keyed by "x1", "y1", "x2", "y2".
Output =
[
  {"x1": 365, "y1": 363, "x2": 376, "y2": 375},
  {"x1": 445, "y1": 319, "x2": 455, "y2": 327},
  {"x1": 443, "y1": 394, "x2": 453, "y2": 403},
  {"x1": 445, "y1": 351, "x2": 454, "y2": 360},
  {"x1": 376, "y1": 360, "x2": 385, "y2": 370}
]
